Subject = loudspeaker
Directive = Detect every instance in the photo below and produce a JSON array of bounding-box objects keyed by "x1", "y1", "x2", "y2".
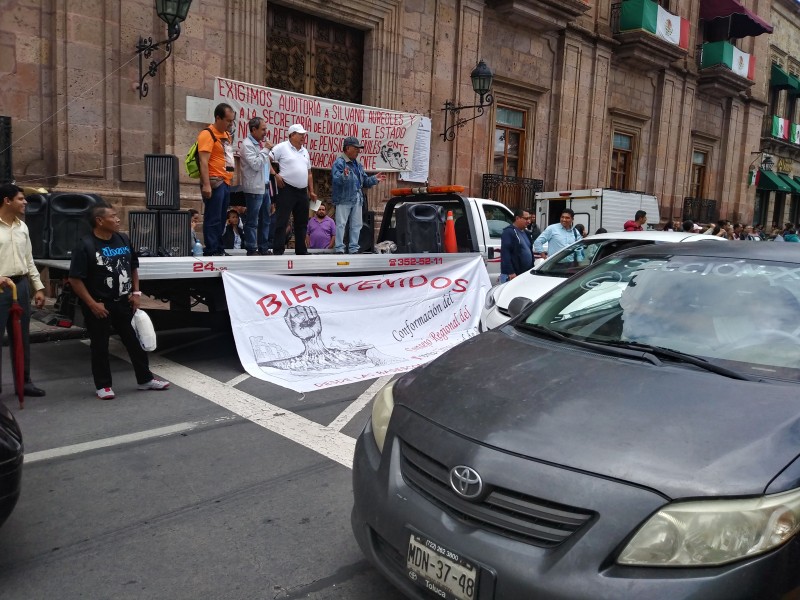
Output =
[
  {"x1": 48, "y1": 193, "x2": 103, "y2": 259},
  {"x1": 25, "y1": 193, "x2": 49, "y2": 258},
  {"x1": 344, "y1": 210, "x2": 375, "y2": 253},
  {"x1": 128, "y1": 211, "x2": 159, "y2": 257},
  {"x1": 144, "y1": 154, "x2": 180, "y2": 210},
  {"x1": 395, "y1": 203, "x2": 444, "y2": 253},
  {"x1": 157, "y1": 211, "x2": 191, "y2": 257},
  {"x1": 129, "y1": 210, "x2": 191, "y2": 257}
]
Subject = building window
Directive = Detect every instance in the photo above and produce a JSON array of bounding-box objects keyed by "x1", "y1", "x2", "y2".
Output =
[
  {"x1": 689, "y1": 150, "x2": 707, "y2": 199},
  {"x1": 610, "y1": 132, "x2": 633, "y2": 190},
  {"x1": 493, "y1": 106, "x2": 526, "y2": 177}
]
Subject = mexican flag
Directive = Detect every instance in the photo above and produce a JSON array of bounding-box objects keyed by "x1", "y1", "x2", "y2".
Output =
[
  {"x1": 791, "y1": 123, "x2": 800, "y2": 145},
  {"x1": 772, "y1": 117, "x2": 790, "y2": 140},
  {"x1": 655, "y1": 5, "x2": 690, "y2": 50},
  {"x1": 731, "y1": 47, "x2": 755, "y2": 80},
  {"x1": 747, "y1": 169, "x2": 760, "y2": 187}
]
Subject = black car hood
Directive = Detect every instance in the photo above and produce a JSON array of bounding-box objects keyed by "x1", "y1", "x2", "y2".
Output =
[{"x1": 395, "y1": 330, "x2": 800, "y2": 499}]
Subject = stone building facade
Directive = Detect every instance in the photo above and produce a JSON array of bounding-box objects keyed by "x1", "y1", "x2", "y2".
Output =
[{"x1": 1, "y1": 0, "x2": 794, "y2": 229}]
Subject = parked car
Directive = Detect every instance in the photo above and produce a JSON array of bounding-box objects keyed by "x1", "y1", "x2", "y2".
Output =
[
  {"x1": 0, "y1": 398, "x2": 23, "y2": 529},
  {"x1": 352, "y1": 243, "x2": 800, "y2": 600},
  {"x1": 481, "y1": 231, "x2": 726, "y2": 330}
]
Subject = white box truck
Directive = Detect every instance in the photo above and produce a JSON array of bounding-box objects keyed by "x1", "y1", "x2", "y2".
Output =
[{"x1": 534, "y1": 188, "x2": 660, "y2": 234}]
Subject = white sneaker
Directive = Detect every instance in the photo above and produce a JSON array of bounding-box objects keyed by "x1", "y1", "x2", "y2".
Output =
[
  {"x1": 96, "y1": 387, "x2": 115, "y2": 400},
  {"x1": 138, "y1": 379, "x2": 170, "y2": 391}
]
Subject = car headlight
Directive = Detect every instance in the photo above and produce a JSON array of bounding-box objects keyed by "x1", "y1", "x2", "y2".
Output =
[
  {"x1": 617, "y1": 488, "x2": 800, "y2": 567},
  {"x1": 370, "y1": 379, "x2": 396, "y2": 453},
  {"x1": 484, "y1": 284, "x2": 503, "y2": 310}
]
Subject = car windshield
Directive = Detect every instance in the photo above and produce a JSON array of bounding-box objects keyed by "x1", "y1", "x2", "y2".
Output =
[
  {"x1": 521, "y1": 253, "x2": 800, "y2": 382},
  {"x1": 536, "y1": 239, "x2": 653, "y2": 278}
]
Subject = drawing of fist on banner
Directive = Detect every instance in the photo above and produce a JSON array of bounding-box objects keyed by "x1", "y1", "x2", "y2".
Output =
[{"x1": 222, "y1": 258, "x2": 492, "y2": 392}]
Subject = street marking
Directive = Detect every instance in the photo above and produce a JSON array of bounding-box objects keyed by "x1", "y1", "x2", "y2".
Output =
[
  {"x1": 26, "y1": 422, "x2": 198, "y2": 463},
  {"x1": 328, "y1": 375, "x2": 390, "y2": 431},
  {"x1": 225, "y1": 373, "x2": 251, "y2": 387},
  {"x1": 105, "y1": 339, "x2": 357, "y2": 469}
]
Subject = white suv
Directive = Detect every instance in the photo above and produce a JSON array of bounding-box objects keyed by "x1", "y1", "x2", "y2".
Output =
[{"x1": 480, "y1": 231, "x2": 726, "y2": 331}]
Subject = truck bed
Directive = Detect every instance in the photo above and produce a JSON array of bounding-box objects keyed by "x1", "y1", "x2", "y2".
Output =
[{"x1": 37, "y1": 251, "x2": 479, "y2": 280}]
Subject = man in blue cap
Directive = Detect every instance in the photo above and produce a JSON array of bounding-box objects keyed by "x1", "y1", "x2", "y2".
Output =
[{"x1": 331, "y1": 137, "x2": 385, "y2": 254}]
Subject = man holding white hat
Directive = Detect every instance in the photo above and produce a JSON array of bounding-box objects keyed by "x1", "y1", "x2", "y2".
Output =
[{"x1": 269, "y1": 123, "x2": 318, "y2": 255}]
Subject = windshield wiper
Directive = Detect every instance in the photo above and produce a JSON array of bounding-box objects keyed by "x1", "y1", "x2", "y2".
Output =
[
  {"x1": 514, "y1": 323, "x2": 662, "y2": 366},
  {"x1": 596, "y1": 340, "x2": 759, "y2": 382}
]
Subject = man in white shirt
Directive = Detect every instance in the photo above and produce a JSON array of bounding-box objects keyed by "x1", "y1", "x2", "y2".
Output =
[
  {"x1": 268, "y1": 124, "x2": 318, "y2": 255},
  {"x1": 0, "y1": 183, "x2": 47, "y2": 397}
]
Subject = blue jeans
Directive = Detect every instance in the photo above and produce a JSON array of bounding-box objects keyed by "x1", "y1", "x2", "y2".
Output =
[
  {"x1": 335, "y1": 202, "x2": 362, "y2": 253},
  {"x1": 244, "y1": 188, "x2": 271, "y2": 253},
  {"x1": 202, "y1": 181, "x2": 230, "y2": 255}
]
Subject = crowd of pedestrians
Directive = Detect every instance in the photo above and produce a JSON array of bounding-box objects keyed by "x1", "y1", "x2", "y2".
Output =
[{"x1": 663, "y1": 218, "x2": 800, "y2": 242}]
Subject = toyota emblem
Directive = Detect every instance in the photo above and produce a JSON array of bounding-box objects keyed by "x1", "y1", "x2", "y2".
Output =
[{"x1": 449, "y1": 465, "x2": 483, "y2": 499}]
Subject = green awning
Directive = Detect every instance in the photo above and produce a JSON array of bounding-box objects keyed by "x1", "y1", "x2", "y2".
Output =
[
  {"x1": 771, "y1": 63, "x2": 800, "y2": 91},
  {"x1": 757, "y1": 169, "x2": 791, "y2": 192},
  {"x1": 781, "y1": 173, "x2": 800, "y2": 194}
]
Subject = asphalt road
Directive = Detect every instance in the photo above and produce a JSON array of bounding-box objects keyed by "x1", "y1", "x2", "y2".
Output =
[{"x1": 0, "y1": 328, "x2": 407, "y2": 600}]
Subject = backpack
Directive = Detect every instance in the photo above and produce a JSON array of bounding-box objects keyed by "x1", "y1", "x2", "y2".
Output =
[{"x1": 185, "y1": 127, "x2": 217, "y2": 179}]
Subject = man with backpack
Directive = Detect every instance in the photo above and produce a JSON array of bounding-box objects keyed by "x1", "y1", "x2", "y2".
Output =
[{"x1": 197, "y1": 103, "x2": 236, "y2": 256}]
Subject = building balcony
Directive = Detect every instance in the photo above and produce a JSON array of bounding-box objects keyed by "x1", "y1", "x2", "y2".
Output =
[
  {"x1": 481, "y1": 174, "x2": 544, "y2": 211},
  {"x1": 611, "y1": 0, "x2": 689, "y2": 71},
  {"x1": 697, "y1": 41, "x2": 755, "y2": 98},
  {"x1": 489, "y1": 0, "x2": 590, "y2": 32},
  {"x1": 761, "y1": 115, "x2": 800, "y2": 161}
]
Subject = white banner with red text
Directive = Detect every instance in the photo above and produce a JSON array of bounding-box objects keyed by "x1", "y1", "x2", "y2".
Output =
[
  {"x1": 222, "y1": 258, "x2": 492, "y2": 392},
  {"x1": 213, "y1": 77, "x2": 422, "y2": 172}
]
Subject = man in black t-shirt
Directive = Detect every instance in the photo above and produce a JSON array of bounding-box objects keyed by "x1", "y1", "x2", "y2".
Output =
[{"x1": 68, "y1": 206, "x2": 170, "y2": 400}]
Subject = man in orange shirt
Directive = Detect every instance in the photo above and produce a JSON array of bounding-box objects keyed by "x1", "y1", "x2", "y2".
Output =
[{"x1": 198, "y1": 103, "x2": 236, "y2": 256}]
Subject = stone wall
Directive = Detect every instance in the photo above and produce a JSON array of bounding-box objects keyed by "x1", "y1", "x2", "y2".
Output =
[{"x1": 0, "y1": 0, "x2": 787, "y2": 229}]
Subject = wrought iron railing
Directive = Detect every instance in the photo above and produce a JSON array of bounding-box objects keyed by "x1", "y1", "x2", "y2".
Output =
[
  {"x1": 481, "y1": 174, "x2": 544, "y2": 211},
  {"x1": 682, "y1": 197, "x2": 718, "y2": 224},
  {"x1": 0, "y1": 116, "x2": 12, "y2": 184}
]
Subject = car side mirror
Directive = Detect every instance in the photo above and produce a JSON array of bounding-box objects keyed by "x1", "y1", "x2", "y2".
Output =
[{"x1": 507, "y1": 297, "x2": 534, "y2": 318}]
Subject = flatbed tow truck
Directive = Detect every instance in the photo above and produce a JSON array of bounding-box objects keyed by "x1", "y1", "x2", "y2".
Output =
[{"x1": 36, "y1": 186, "x2": 514, "y2": 329}]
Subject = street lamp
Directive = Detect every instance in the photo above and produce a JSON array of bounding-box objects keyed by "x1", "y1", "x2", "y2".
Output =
[
  {"x1": 136, "y1": 0, "x2": 193, "y2": 99},
  {"x1": 441, "y1": 60, "x2": 495, "y2": 141},
  {"x1": 761, "y1": 154, "x2": 775, "y2": 171}
]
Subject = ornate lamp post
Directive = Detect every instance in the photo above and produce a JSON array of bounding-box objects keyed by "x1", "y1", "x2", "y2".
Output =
[
  {"x1": 136, "y1": 0, "x2": 193, "y2": 99},
  {"x1": 441, "y1": 60, "x2": 495, "y2": 141}
]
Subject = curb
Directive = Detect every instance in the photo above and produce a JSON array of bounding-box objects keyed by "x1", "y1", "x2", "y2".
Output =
[
  {"x1": 2, "y1": 325, "x2": 87, "y2": 346},
  {"x1": 30, "y1": 327, "x2": 88, "y2": 344}
]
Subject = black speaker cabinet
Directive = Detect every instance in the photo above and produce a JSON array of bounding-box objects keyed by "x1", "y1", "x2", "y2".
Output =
[
  {"x1": 395, "y1": 203, "x2": 444, "y2": 253},
  {"x1": 144, "y1": 154, "x2": 180, "y2": 210},
  {"x1": 157, "y1": 211, "x2": 191, "y2": 257},
  {"x1": 25, "y1": 193, "x2": 49, "y2": 258},
  {"x1": 128, "y1": 211, "x2": 159, "y2": 257},
  {"x1": 48, "y1": 193, "x2": 103, "y2": 259}
]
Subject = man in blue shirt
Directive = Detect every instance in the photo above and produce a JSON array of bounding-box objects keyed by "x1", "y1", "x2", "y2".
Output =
[
  {"x1": 500, "y1": 208, "x2": 533, "y2": 283},
  {"x1": 331, "y1": 137, "x2": 385, "y2": 254},
  {"x1": 534, "y1": 208, "x2": 581, "y2": 259}
]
